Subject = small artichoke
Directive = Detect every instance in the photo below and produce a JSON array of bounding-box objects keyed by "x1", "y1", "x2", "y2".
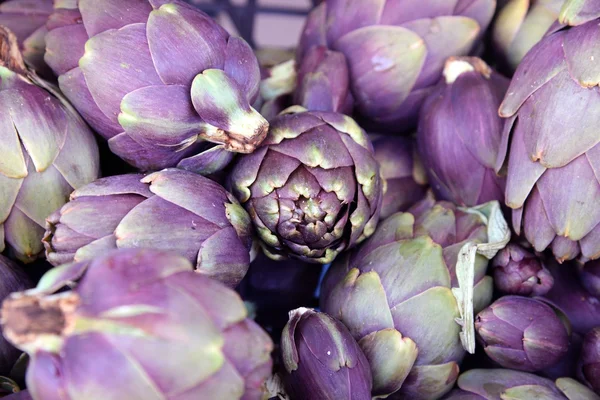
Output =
[
  {"x1": 444, "y1": 368, "x2": 600, "y2": 400},
  {"x1": 372, "y1": 135, "x2": 428, "y2": 219},
  {"x1": 418, "y1": 57, "x2": 507, "y2": 207},
  {"x1": 0, "y1": 27, "x2": 100, "y2": 262},
  {"x1": 229, "y1": 107, "x2": 382, "y2": 264},
  {"x1": 579, "y1": 327, "x2": 600, "y2": 394},
  {"x1": 0, "y1": 249, "x2": 274, "y2": 400},
  {"x1": 321, "y1": 196, "x2": 498, "y2": 399},
  {"x1": 45, "y1": 0, "x2": 268, "y2": 173},
  {"x1": 280, "y1": 308, "x2": 372, "y2": 400},
  {"x1": 492, "y1": 243, "x2": 554, "y2": 296},
  {"x1": 44, "y1": 169, "x2": 253, "y2": 287},
  {"x1": 475, "y1": 296, "x2": 569, "y2": 372}
]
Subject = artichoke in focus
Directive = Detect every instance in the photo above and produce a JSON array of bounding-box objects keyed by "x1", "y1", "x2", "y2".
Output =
[
  {"x1": 0, "y1": 27, "x2": 100, "y2": 262},
  {"x1": 475, "y1": 296, "x2": 569, "y2": 372},
  {"x1": 45, "y1": 0, "x2": 268, "y2": 173},
  {"x1": 497, "y1": 3, "x2": 600, "y2": 263},
  {"x1": 492, "y1": 243, "x2": 554, "y2": 296},
  {"x1": 320, "y1": 196, "x2": 502, "y2": 399},
  {"x1": 579, "y1": 327, "x2": 600, "y2": 394},
  {"x1": 297, "y1": 0, "x2": 496, "y2": 131},
  {"x1": 229, "y1": 107, "x2": 383, "y2": 264},
  {"x1": 418, "y1": 57, "x2": 507, "y2": 207},
  {"x1": 44, "y1": 169, "x2": 253, "y2": 287},
  {"x1": 492, "y1": 0, "x2": 565, "y2": 73},
  {"x1": 372, "y1": 135, "x2": 428, "y2": 219},
  {"x1": 444, "y1": 368, "x2": 600, "y2": 399},
  {"x1": 0, "y1": 249, "x2": 274, "y2": 400},
  {"x1": 280, "y1": 308, "x2": 372, "y2": 400}
]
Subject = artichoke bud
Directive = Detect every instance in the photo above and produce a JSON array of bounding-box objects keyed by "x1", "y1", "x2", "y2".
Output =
[{"x1": 492, "y1": 244, "x2": 554, "y2": 296}]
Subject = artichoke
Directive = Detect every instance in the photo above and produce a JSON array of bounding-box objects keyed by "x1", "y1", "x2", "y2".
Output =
[
  {"x1": 444, "y1": 368, "x2": 600, "y2": 400},
  {"x1": 320, "y1": 196, "x2": 503, "y2": 399},
  {"x1": 296, "y1": 0, "x2": 496, "y2": 131},
  {"x1": 228, "y1": 107, "x2": 383, "y2": 264},
  {"x1": 0, "y1": 249, "x2": 274, "y2": 400},
  {"x1": 492, "y1": 0, "x2": 565, "y2": 73},
  {"x1": 497, "y1": 2, "x2": 600, "y2": 263},
  {"x1": 45, "y1": 0, "x2": 268, "y2": 173},
  {"x1": 579, "y1": 327, "x2": 600, "y2": 394},
  {"x1": 44, "y1": 169, "x2": 253, "y2": 287},
  {"x1": 417, "y1": 57, "x2": 508, "y2": 207},
  {"x1": 492, "y1": 243, "x2": 554, "y2": 296},
  {"x1": 0, "y1": 255, "x2": 31, "y2": 376},
  {"x1": 280, "y1": 308, "x2": 373, "y2": 400},
  {"x1": 371, "y1": 135, "x2": 428, "y2": 219},
  {"x1": 475, "y1": 296, "x2": 569, "y2": 372},
  {"x1": 0, "y1": 27, "x2": 100, "y2": 262},
  {"x1": 0, "y1": 0, "x2": 53, "y2": 76}
]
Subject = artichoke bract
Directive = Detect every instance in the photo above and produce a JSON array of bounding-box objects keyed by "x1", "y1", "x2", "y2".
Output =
[
  {"x1": 497, "y1": 3, "x2": 600, "y2": 263},
  {"x1": 492, "y1": 0, "x2": 565, "y2": 73},
  {"x1": 4, "y1": 391, "x2": 32, "y2": 400},
  {"x1": 45, "y1": 0, "x2": 268, "y2": 173},
  {"x1": 444, "y1": 368, "x2": 600, "y2": 400},
  {"x1": 580, "y1": 327, "x2": 600, "y2": 394},
  {"x1": 0, "y1": 249, "x2": 274, "y2": 400},
  {"x1": 228, "y1": 107, "x2": 383, "y2": 264},
  {"x1": 320, "y1": 196, "x2": 501, "y2": 399},
  {"x1": 0, "y1": 255, "x2": 31, "y2": 376},
  {"x1": 0, "y1": 27, "x2": 100, "y2": 263},
  {"x1": 372, "y1": 135, "x2": 428, "y2": 219},
  {"x1": 44, "y1": 169, "x2": 253, "y2": 287},
  {"x1": 296, "y1": 0, "x2": 496, "y2": 131},
  {"x1": 475, "y1": 296, "x2": 569, "y2": 372},
  {"x1": 280, "y1": 308, "x2": 372, "y2": 400},
  {"x1": 492, "y1": 243, "x2": 554, "y2": 296},
  {"x1": 418, "y1": 57, "x2": 507, "y2": 207},
  {"x1": 579, "y1": 260, "x2": 600, "y2": 297}
]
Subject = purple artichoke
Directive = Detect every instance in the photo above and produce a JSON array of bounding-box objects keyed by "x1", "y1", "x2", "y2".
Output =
[
  {"x1": 296, "y1": 0, "x2": 496, "y2": 131},
  {"x1": 492, "y1": 243, "x2": 554, "y2": 296},
  {"x1": 0, "y1": 27, "x2": 100, "y2": 263},
  {"x1": 0, "y1": 0, "x2": 53, "y2": 76},
  {"x1": 0, "y1": 249, "x2": 274, "y2": 400},
  {"x1": 579, "y1": 260, "x2": 600, "y2": 297},
  {"x1": 228, "y1": 108, "x2": 383, "y2": 264},
  {"x1": 417, "y1": 57, "x2": 507, "y2": 207},
  {"x1": 371, "y1": 135, "x2": 428, "y2": 219},
  {"x1": 320, "y1": 196, "x2": 499, "y2": 399},
  {"x1": 497, "y1": 2, "x2": 600, "y2": 263},
  {"x1": 43, "y1": 169, "x2": 253, "y2": 287},
  {"x1": 44, "y1": 0, "x2": 268, "y2": 173},
  {"x1": 475, "y1": 296, "x2": 569, "y2": 372},
  {"x1": 280, "y1": 308, "x2": 373, "y2": 400},
  {"x1": 444, "y1": 368, "x2": 600, "y2": 399},
  {"x1": 579, "y1": 327, "x2": 600, "y2": 394},
  {"x1": 492, "y1": 0, "x2": 565, "y2": 73},
  {"x1": 0, "y1": 255, "x2": 31, "y2": 376}
]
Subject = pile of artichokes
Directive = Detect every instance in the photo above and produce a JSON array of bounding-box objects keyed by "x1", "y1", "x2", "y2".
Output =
[{"x1": 0, "y1": 0, "x2": 599, "y2": 399}]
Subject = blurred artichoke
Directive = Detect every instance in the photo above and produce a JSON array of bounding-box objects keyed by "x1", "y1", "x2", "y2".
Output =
[
  {"x1": 0, "y1": 0, "x2": 53, "y2": 76},
  {"x1": 45, "y1": 0, "x2": 267, "y2": 173},
  {"x1": 320, "y1": 196, "x2": 503, "y2": 399},
  {"x1": 492, "y1": 243, "x2": 553, "y2": 296},
  {"x1": 475, "y1": 296, "x2": 569, "y2": 372},
  {"x1": 0, "y1": 27, "x2": 100, "y2": 262},
  {"x1": 579, "y1": 327, "x2": 600, "y2": 394},
  {"x1": 371, "y1": 135, "x2": 428, "y2": 219},
  {"x1": 492, "y1": 0, "x2": 565, "y2": 73},
  {"x1": 0, "y1": 255, "x2": 31, "y2": 376},
  {"x1": 296, "y1": 0, "x2": 496, "y2": 131},
  {"x1": 444, "y1": 368, "x2": 600, "y2": 399},
  {"x1": 44, "y1": 169, "x2": 253, "y2": 287},
  {"x1": 280, "y1": 308, "x2": 372, "y2": 400},
  {"x1": 497, "y1": 3, "x2": 600, "y2": 263},
  {"x1": 579, "y1": 260, "x2": 600, "y2": 297},
  {"x1": 0, "y1": 249, "x2": 274, "y2": 400},
  {"x1": 418, "y1": 57, "x2": 507, "y2": 207},
  {"x1": 229, "y1": 107, "x2": 382, "y2": 264}
]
